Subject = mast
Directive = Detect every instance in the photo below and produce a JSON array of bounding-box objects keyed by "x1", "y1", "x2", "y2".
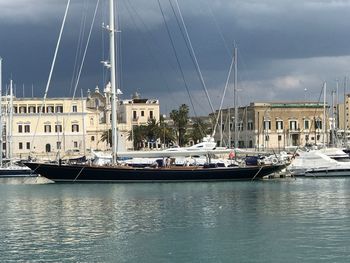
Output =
[
  {"x1": 109, "y1": 0, "x2": 118, "y2": 164},
  {"x1": 8, "y1": 79, "x2": 13, "y2": 164},
  {"x1": 344, "y1": 77, "x2": 347, "y2": 146},
  {"x1": 331, "y1": 89, "x2": 335, "y2": 146},
  {"x1": 323, "y1": 81, "x2": 326, "y2": 147},
  {"x1": 81, "y1": 89, "x2": 86, "y2": 157},
  {"x1": 0, "y1": 58, "x2": 2, "y2": 166},
  {"x1": 234, "y1": 46, "x2": 238, "y2": 149}
]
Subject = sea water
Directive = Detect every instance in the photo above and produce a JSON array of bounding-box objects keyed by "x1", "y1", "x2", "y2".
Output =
[{"x1": 0, "y1": 178, "x2": 350, "y2": 262}]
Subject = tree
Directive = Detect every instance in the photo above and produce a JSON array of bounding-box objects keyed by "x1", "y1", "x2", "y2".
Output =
[
  {"x1": 188, "y1": 118, "x2": 212, "y2": 144},
  {"x1": 145, "y1": 118, "x2": 160, "y2": 144},
  {"x1": 159, "y1": 115, "x2": 176, "y2": 147},
  {"x1": 100, "y1": 129, "x2": 112, "y2": 147},
  {"x1": 170, "y1": 104, "x2": 189, "y2": 146},
  {"x1": 128, "y1": 125, "x2": 147, "y2": 150}
]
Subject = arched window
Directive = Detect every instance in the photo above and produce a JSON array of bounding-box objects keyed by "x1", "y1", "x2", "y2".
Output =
[
  {"x1": 45, "y1": 144, "x2": 51, "y2": 152},
  {"x1": 72, "y1": 124, "x2": 79, "y2": 132}
]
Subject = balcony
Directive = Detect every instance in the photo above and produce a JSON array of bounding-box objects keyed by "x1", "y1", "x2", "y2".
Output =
[{"x1": 287, "y1": 128, "x2": 300, "y2": 134}]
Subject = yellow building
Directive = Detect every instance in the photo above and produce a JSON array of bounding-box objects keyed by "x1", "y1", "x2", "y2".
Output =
[
  {"x1": 5, "y1": 87, "x2": 160, "y2": 160},
  {"x1": 6, "y1": 96, "x2": 102, "y2": 160},
  {"x1": 213, "y1": 101, "x2": 328, "y2": 151},
  {"x1": 118, "y1": 92, "x2": 160, "y2": 150}
]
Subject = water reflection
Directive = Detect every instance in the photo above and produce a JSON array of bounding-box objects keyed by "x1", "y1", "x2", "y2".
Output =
[{"x1": 1, "y1": 179, "x2": 350, "y2": 262}]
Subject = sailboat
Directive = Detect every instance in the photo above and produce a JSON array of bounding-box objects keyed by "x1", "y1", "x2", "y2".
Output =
[
  {"x1": 24, "y1": 0, "x2": 284, "y2": 182},
  {"x1": 0, "y1": 59, "x2": 37, "y2": 178}
]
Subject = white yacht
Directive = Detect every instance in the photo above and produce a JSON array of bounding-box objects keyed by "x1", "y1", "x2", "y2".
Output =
[{"x1": 287, "y1": 149, "x2": 350, "y2": 177}]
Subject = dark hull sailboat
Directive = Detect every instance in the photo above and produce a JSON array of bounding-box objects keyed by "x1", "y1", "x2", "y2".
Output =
[{"x1": 24, "y1": 162, "x2": 284, "y2": 183}]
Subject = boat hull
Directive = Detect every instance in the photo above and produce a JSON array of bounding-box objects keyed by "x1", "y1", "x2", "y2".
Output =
[
  {"x1": 304, "y1": 168, "x2": 350, "y2": 177},
  {"x1": 24, "y1": 163, "x2": 284, "y2": 183},
  {"x1": 0, "y1": 168, "x2": 37, "y2": 178}
]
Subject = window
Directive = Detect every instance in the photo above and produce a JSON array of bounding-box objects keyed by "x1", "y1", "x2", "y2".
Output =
[
  {"x1": 24, "y1": 125, "x2": 30, "y2": 133},
  {"x1": 264, "y1": 120, "x2": 271, "y2": 130},
  {"x1": 141, "y1": 110, "x2": 144, "y2": 117},
  {"x1": 55, "y1": 125, "x2": 62, "y2": 133},
  {"x1": 317, "y1": 134, "x2": 320, "y2": 141},
  {"x1": 265, "y1": 135, "x2": 269, "y2": 141},
  {"x1": 18, "y1": 125, "x2": 23, "y2": 133},
  {"x1": 278, "y1": 135, "x2": 282, "y2": 141},
  {"x1": 133, "y1": 110, "x2": 137, "y2": 120},
  {"x1": 19, "y1": 142, "x2": 23, "y2": 150},
  {"x1": 26, "y1": 142, "x2": 30, "y2": 150},
  {"x1": 37, "y1": 106, "x2": 45, "y2": 113},
  {"x1": 56, "y1": 105, "x2": 63, "y2": 113},
  {"x1": 249, "y1": 140, "x2": 253, "y2": 148},
  {"x1": 72, "y1": 124, "x2": 79, "y2": 132},
  {"x1": 45, "y1": 144, "x2": 51, "y2": 152},
  {"x1": 305, "y1": 135, "x2": 309, "y2": 141},
  {"x1": 47, "y1": 106, "x2": 54, "y2": 113},
  {"x1": 304, "y1": 120, "x2": 310, "y2": 130},
  {"x1": 276, "y1": 120, "x2": 283, "y2": 130},
  {"x1": 19, "y1": 106, "x2": 26, "y2": 114},
  {"x1": 149, "y1": 110, "x2": 153, "y2": 119},
  {"x1": 44, "y1": 125, "x2": 51, "y2": 133},
  {"x1": 28, "y1": 106, "x2": 36, "y2": 113},
  {"x1": 289, "y1": 121, "x2": 297, "y2": 130},
  {"x1": 91, "y1": 136, "x2": 95, "y2": 142},
  {"x1": 56, "y1": 141, "x2": 61, "y2": 150},
  {"x1": 247, "y1": 121, "x2": 253, "y2": 130},
  {"x1": 229, "y1": 122, "x2": 233, "y2": 131},
  {"x1": 73, "y1": 141, "x2": 78, "y2": 148},
  {"x1": 72, "y1": 105, "x2": 78, "y2": 112},
  {"x1": 238, "y1": 122, "x2": 243, "y2": 131},
  {"x1": 315, "y1": 119, "x2": 322, "y2": 129}
]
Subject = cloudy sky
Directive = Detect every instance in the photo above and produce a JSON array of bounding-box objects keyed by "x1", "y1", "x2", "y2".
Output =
[{"x1": 1, "y1": 0, "x2": 350, "y2": 116}]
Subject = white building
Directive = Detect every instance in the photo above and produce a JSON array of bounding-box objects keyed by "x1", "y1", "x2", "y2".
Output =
[{"x1": 4, "y1": 88, "x2": 160, "y2": 160}]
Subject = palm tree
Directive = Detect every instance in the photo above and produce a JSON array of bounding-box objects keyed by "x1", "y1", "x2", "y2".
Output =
[
  {"x1": 170, "y1": 104, "x2": 189, "y2": 146},
  {"x1": 188, "y1": 118, "x2": 211, "y2": 144},
  {"x1": 159, "y1": 115, "x2": 176, "y2": 148},
  {"x1": 100, "y1": 129, "x2": 112, "y2": 147},
  {"x1": 128, "y1": 125, "x2": 147, "y2": 150},
  {"x1": 145, "y1": 118, "x2": 160, "y2": 146}
]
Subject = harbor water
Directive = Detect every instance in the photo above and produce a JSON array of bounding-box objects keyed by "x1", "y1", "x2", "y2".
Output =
[{"x1": 1, "y1": 178, "x2": 350, "y2": 262}]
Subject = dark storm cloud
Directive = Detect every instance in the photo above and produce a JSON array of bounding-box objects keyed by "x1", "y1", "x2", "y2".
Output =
[{"x1": 1, "y1": 0, "x2": 350, "y2": 114}]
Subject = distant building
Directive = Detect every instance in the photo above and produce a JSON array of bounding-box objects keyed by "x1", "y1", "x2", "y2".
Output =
[
  {"x1": 118, "y1": 92, "x2": 160, "y2": 150},
  {"x1": 7, "y1": 96, "x2": 99, "y2": 160},
  {"x1": 4, "y1": 87, "x2": 160, "y2": 159},
  {"x1": 212, "y1": 101, "x2": 328, "y2": 151},
  {"x1": 336, "y1": 94, "x2": 350, "y2": 145}
]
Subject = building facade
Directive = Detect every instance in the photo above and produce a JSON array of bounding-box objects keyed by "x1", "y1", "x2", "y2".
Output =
[
  {"x1": 118, "y1": 92, "x2": 160, "y2": 150},
  {"x1": 213, "y1": 102, "x2": 328, "y2": 151},
  {"x1": 4, "y1": 88, "x2": 160, "y2": 159}
]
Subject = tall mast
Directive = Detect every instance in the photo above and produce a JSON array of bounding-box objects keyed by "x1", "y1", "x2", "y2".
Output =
[
  {"x1": 0, "y1": 58, "x2": 2, "y2": 166},
  {"x1": 81, "y1": 89, "x2": 86, "y2": 157},
  {"x1": 9, "y1": 79, "x2": 13, "y2": 164},
  {"x1": 234, "y1": 46, "x2": 238, "y2": 149},
  {"x1": 323, "y1": 81, "x2": 326, "y2": 147},
  {"x1": 109, "y1": 0, "x2": 118, "y2": 164},
  {"x1": 331, "y1": 89, "x2": 335, "y2": 146},
  {"x1": 344, "y1": 77, "x2": 347, "y2": 145}
]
